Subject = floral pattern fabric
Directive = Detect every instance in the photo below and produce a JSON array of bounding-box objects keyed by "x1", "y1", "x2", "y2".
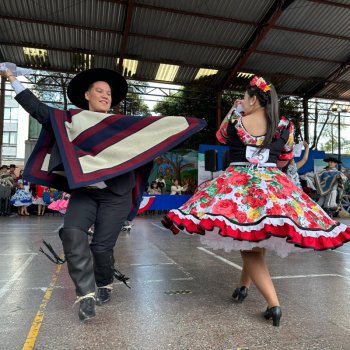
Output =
[
  {"x1": 165, "y1": 164, "x2": 350, "y2": 257},
  {"x1": 164, "y1": 112, "x2": 350, "y2": 257},
  {"x1": 216, "y1": 112, "x2": 294, "y2": 161}
]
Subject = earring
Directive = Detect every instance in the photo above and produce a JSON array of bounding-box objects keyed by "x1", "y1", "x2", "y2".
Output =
[{"x1": 250, "y1": 103, "x2": 253, "y2": 106}]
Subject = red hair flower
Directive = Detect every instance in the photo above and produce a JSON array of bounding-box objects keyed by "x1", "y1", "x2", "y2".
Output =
[{"x1": 250, "y1": 76, "x2": 271, "y2": 93}]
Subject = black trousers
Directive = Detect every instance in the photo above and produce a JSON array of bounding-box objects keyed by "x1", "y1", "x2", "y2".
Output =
[{"x1": 64, "y1": 187, "x2": 132, "y2": 253}]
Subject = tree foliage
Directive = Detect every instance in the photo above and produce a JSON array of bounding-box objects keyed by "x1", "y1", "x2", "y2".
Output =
[
  {"x1": 27, "y1": 71, "x2": 73, "y2": 110},
  {"x1": 120, "y1": 91, "x2": 150, "y2": 116},
  {"x1": 153, "y1": 84, "x2": 238, "y2": 148}
]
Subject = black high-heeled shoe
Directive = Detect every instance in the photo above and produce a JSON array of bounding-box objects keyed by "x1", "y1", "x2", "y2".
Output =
[
  {"x1": 263, "y1": 306, "x2": 282, "y2": 327},
  {"x1": 232, "y1": 286, "x2": 249, "y2": 303}
]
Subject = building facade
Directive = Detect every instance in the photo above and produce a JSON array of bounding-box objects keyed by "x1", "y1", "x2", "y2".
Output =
[{"x1": 2, "y1": 83, "x2": 29, "y2": 167}]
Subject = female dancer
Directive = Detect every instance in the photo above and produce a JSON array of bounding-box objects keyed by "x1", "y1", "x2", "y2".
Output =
[{"x1": 163, "y1": 76, "x2": 350, "y2": 327}]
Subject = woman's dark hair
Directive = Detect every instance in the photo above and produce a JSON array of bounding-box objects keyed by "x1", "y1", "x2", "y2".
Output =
[{"x1": 246, "y1": 80, "x2": 279, "y2": 148}]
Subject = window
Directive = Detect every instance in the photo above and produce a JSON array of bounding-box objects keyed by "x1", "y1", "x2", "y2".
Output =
[
  {"x1": 4, "y1": 107, "x2": 18, "y2": 121},
  {"x1": 2, "y1": 131, "x2": 17, "y2": 145},
  {"x1": 2, "y1": 146, "x2": 17, "y2": 157}
]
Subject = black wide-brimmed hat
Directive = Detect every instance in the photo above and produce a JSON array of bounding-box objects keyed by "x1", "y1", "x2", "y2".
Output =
[
  {"x1": 323, "y1": 157, "x2": 342, "y2": 164},
  {"x1": 67, "y1": 68, "x2": 128, "y2": 109}
]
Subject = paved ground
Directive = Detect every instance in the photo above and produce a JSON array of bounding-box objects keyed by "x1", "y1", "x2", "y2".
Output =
[{"x1": 0, "y1": 214, "x2": 350, "y2": 350}]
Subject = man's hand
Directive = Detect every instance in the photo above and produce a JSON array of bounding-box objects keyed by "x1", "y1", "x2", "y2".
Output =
[{"x1": 0, "y1": 68, "x2": 16, "y2": 82}]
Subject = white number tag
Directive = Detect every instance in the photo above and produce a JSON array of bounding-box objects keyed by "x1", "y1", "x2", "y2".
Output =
[{"x1": 246, "y1": 146, "x2": 270, "y2": 164}]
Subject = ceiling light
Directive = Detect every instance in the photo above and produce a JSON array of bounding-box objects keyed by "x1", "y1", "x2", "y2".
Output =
[
  {"x1": 155, "y1": 64, "x2": 179, "y2": 82},
  {"x1": 237, "y1": 72, "x2": 254, "y2": 79},
  {"x1": 117, "y1": 58, "x2": 138, "y2": 77},
  {"x1": 195, "y1": 68, "x2": 218, "y2": 80},
  {"x1": 23, "y1": 47, "x2": 49, "y2": 67}
]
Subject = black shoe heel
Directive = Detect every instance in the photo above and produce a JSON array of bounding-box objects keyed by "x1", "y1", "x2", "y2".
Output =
[
  {"x1": 263, "y1": 306, "x2": 282, "y2": 327},
  {"x1": 232, "y1": 286, "x2": 248, "y2": 303}
]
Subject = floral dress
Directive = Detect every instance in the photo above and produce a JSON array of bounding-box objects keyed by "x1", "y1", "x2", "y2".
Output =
[{"x1": 163, "y1": 112, "x2": 350, "y2": 258}]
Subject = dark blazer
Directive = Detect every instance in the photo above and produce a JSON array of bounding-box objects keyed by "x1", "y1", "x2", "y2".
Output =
[{"x1": 15, "y1": 89, "x2": 135, "y2": 195}]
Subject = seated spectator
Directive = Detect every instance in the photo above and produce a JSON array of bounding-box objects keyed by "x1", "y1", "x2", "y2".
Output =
[
  {"x1": 147, "y1": 181, "x2": 161, "y2": 195},
  {"x1": 170, "y1": 179, "x2": 188, "y2": 195}
]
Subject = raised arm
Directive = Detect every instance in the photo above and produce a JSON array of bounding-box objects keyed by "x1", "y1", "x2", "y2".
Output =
[
  {"x1": 296, "y1": 141, "x2": 310, "y2": 169},
  {"x1": 0, "y1": 68, "x2": 51, "y2": 126},
  {"x1": 216, "y1": 99, "x2": 243, "y2": 144}
]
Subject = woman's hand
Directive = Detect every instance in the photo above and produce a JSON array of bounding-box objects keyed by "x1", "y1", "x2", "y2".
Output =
[
  {"x1": 225, "y1": 99, "x2": 244, "y2": 121},
  {"x1": 234, "y1": 99, "x2": 243, "y2": 107},
  {"x1": 303, "y1": 141, "x2": 309, "y2": 149}
]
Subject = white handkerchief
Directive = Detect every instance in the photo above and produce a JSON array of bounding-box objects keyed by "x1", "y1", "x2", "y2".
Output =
[
  {"x1": 0, "y1": 62, "x2": 33, "y2": 77},
  {"x1": 293, "y1": 142, "x2": 303, "y2": 157}
]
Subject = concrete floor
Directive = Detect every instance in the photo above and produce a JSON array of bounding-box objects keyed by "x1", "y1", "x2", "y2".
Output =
[{"x1": 0, "y1": 214, "x2": 350, "y2": 350}]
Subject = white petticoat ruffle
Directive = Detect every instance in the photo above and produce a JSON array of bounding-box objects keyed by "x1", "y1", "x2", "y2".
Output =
[{"x1": 200, "y1": 229, "x2": 309, "y2": 258}]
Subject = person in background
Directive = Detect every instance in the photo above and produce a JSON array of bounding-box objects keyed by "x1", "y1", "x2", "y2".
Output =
[
  {"x1": 10, "y1": 179, "x2": 32, "y2": 215},
  {"x1": 341, "y1": 166, "x2": 350, "y2": 195},
  {"x1": 162, "y1": 75, "x2": 350, "y2": 327},
  {"x1": 283, "y1": 140, "x2": 310, "y2": 188},
  {"x1": 155, "y1": 175, "x2": 166, "y2": 194},
  {"x1": 170, "y1": 179, "x2": 188, "y2": 195},
  {"x1": 32, "y1": 184, "x2": 50, "y2": 216},
  {"x1": 8, "y1": 165, "x2": 18, "y2": 206},
  {"x1": 315, "y1": 157, "x2": 347, "y2": 217},
  {"x1": 18, "y1": 169, "x2": 31, "y2": 193},
  {"x1": 9, "y1": 164, "x2": 18, "y2": 182},
  {"x1": 147, "y1": 181, "x2": 161, "y2": 195},
  {"x1": 0, "y1": 165, "x2": 14, "y2": 216}
]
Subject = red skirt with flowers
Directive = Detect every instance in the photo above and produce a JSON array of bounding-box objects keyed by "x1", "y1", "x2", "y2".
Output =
[{"x1": 163, "y1": 165, "x2": 350, "y2": 257}]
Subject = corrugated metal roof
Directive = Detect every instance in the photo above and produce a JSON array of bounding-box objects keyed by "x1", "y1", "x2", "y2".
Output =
[
  {"x1": 277, "y1": 78, "x2": 306, "y2": 95},
  {"x1": 135, "y1": 0, "x2": 274, "y2": 20},
  {"x1": 46, "y1": 51, "x2": 72, "y2": 70},
  {"x1": 246, "y1": 53, "x2": 338, "y2": 78},
  {"x1": 258, "y1": 29, "x2": 350, "y2": 62},
  {"x1": 126, "y1": 37, "x2": 240, "y2": 68},
  {"x1": 277, "y1": 0, "x2": 350, "y2": 38},
  {"x1": 1, "y1": 0, "x2": 125, "y2": 30},
  {"x1": 0, "y1": 20, "x2": 122, "y2": 53},
  {"x1": 131, "y1": 7, "x2": 255, "y2": 47},
  {"x1": 1, "y1": 0, "x2": 350, "y2": 100}
]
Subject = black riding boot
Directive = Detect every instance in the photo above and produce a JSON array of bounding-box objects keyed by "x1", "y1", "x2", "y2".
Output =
[
  {"x1": 92, "y1": 250, "x2": 114, "y2": 305},
  {"x1": 59, "y1": 227, "x2": 96, "y2": 321}
]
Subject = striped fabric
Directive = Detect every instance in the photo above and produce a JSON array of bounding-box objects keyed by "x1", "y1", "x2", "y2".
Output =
[{"x1": 24, "y1": 108, "x2": 206, "y2": 217}]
